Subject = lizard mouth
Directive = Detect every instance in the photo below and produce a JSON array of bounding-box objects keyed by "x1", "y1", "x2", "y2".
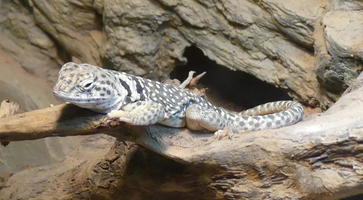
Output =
[{"x1": 53, "y1": 91, "x2": 109, "y2": 104}]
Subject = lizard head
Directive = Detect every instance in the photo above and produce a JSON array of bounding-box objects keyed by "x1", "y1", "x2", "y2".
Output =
[{"x1": 53, "y1": 62, "x2": 123, "y2": 113}]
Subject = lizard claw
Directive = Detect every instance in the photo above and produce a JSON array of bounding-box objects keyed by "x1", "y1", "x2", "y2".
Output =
[
  {"x1": 107, "y1": 110, "x2": 127, "y2": 118},
  {"x1": 213, "y1": 128, "x2": 235, "y2": 140},
  {"x1": 107, "y1": 110, "x2": 133, "y2": 123}
]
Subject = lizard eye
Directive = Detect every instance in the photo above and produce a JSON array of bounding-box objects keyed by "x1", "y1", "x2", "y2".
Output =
[
  {"x1": 84, "y1": 82, "x2": 92, "y2": 88},
  {"x1": 81, "y1": 80, "x2": 94, "y2": 91}
]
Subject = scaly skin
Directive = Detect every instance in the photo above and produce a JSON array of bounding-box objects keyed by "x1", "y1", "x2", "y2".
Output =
[{"x1": 53, "y1": 62, "x2": 304, "y2": 133}]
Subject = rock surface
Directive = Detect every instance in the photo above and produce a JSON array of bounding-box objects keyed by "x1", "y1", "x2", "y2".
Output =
[
  {"x1": 317, "y1": 10, "x2": 363, "y2": 99},
  {"x1": 0, "y1": 1, "x2": 113, "y2": 176},
  {"x1": 1, "y1": 0, "x2": 362, "y2": 108},
  {"x1": 0, "y1": 47, "x2": 114, "y2": 175}
]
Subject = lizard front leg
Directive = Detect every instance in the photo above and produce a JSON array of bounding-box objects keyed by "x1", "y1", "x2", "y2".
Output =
[{"x1": 108, "y1": 101, "x2": 165, "y2": 125}]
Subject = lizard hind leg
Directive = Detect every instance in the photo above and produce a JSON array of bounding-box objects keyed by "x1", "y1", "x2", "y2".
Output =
[
  {"x1": 185, "y1": 104, "x2": 228, "y2": 132},
  {"x1": 185, "y1": 104, "x2": 238, "y2": 139}
]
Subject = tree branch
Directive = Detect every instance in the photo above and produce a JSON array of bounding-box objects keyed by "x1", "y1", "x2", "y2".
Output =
[{"x1": 0, "y1": 103, "x2": 143, "y2": 142}]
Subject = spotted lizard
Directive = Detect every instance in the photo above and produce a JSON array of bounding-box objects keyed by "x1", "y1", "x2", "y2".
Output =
[{"x1": 53, "y1": 62, "x2": 304, "y2": 136}]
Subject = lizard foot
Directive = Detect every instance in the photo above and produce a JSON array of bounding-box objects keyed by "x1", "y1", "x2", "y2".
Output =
[
  {"x1": 213, "y1": 127, "x2": 235, "y2": 140},
  {"x1": 107, "y1": 110, "x2": 133, "y2": 124}
]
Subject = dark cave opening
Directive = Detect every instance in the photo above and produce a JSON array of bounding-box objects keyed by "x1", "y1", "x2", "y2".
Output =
[{"x1": 170, "y1": 46, "x2": 291, "y2": 111}]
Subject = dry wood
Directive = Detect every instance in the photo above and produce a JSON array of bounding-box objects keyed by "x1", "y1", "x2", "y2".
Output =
[
  {"x1": 0, "y1": 102, "x2": 141, "y2": 200},
  {"x1": 0, "y1": 99, "x2": 20, "y2": 146},
  {"x1": 1, "y1": 73, "x2": 363, "y2": 199},
  {"x1": 0, "y1": 99, "x2": 20, "y2": 119},
  {"x1": 0, "y1": 103, "x2": 144, "y2": 142}
]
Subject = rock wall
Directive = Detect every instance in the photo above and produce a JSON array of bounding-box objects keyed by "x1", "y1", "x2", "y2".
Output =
[
  {"x1": 0, "y1": 0, "x2": 109, "y2": 174},
  {"x1": 1, "y1": 0, "x2": 363, "y2": 108}
]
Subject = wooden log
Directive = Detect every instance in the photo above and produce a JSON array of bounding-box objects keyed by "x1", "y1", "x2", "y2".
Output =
[{"x1": 0, "y1": 103, "x2": 143, "y2": 142}]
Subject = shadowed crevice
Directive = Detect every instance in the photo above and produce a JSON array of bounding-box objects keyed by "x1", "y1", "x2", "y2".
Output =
[{"x1": 170, "y1": 46, "x2": 291, "y2": 111}]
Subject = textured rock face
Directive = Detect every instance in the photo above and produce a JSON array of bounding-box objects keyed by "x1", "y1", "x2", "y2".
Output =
[
  {"x1": 317, "y1": 9, "x2": 363, "y2": 99},
  {"x1": 1, "y1": 0, "x2": 362, "y2": 108},
  {"x1": 0, "y1": 1, "x2": 109, "y2": 174},
  {"x1": 104, "y1": 0, "x2": 324, "y2": 106}
]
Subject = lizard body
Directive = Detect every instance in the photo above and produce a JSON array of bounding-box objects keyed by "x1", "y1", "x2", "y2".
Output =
[{"x1": 53, "y1": 62, "x2": 304, "y2": 133}]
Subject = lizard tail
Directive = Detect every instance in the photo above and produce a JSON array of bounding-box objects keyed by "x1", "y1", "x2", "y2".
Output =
[{"x1": 233, "y1": 101, "x2": 304, "y2": 131}]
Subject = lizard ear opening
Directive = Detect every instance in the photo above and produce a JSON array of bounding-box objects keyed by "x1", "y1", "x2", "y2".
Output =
[{"x1": 170, "y1": 46, "x2": 291, "y2": 111}]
